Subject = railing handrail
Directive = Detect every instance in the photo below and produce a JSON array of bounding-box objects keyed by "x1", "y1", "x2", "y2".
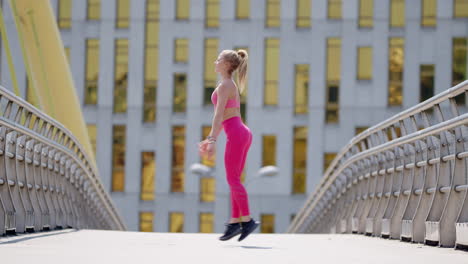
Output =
[
  {"x1": 0, "y1": 85, "x2": 126, "y2": 231},
  {"x1": 289, "y1": 80, "x2": 468, "y2": 233}
]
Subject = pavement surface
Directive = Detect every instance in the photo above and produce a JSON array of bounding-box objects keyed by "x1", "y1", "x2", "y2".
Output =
[{"x1": 0, "y1": 229, "x2": 467, "y2": 264}]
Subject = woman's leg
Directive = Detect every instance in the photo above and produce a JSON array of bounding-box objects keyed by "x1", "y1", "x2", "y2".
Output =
[{"x1": 225, "y1": 130, "x2": 251, "y2": 219}]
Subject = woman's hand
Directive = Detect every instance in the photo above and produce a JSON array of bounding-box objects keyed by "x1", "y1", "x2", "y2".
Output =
[
  {"x1": 205, "y1": 142, "x2": 216, "y2": 160},
  {"x1": 198, "y1": 140, "x2": 215, "y2": 160}
]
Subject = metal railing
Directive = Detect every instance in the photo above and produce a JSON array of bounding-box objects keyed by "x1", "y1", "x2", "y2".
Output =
[
  {"x1": 288, "y1": 80, "x2": 468, "y2": 249},
  {"x1": 0, "y1": 86, "x2": 126, "y2": 234}
]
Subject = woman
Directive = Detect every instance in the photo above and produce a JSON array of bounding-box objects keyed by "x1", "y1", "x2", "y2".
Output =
[{"x1": 198, "y1": 49, "x2": 259, "y2": 242}]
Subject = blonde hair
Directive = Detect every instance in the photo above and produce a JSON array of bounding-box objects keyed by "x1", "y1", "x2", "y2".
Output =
[{"x1": 220, "y1": 49, "x2": 248, "y2": 94}]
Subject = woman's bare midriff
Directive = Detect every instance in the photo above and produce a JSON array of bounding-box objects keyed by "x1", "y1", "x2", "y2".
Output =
[{"x1": 214, "y1": 86, "x2": 242, "y2": 122}]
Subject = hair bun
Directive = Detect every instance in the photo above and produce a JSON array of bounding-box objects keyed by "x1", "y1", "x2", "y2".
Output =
[{"x1": 237, "y1": 50, "x2": 247, "y2": 59}]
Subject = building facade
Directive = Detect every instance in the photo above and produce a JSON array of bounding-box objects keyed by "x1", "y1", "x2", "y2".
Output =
[{"x1": 2, "y1": 0, "x2": 467, "y2": 233}]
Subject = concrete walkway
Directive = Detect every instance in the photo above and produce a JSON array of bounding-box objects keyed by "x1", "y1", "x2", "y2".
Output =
[{"x1": 0, "y1": 229, "x2": 467, "y2": 264}]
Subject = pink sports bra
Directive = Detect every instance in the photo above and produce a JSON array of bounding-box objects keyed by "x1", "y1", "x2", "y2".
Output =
[{"x1": 211, "y1": 90, "x2": 241, "y2": 108}]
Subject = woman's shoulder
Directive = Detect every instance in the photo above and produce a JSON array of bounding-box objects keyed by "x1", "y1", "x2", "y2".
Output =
[{"x1": 218, "y1": 79, "x2": 237, "y2": 92}]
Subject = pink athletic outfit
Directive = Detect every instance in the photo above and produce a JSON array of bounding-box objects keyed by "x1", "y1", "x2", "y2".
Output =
[{"x1": 211, "y1": 90, "x2": 252, "y2": 218}]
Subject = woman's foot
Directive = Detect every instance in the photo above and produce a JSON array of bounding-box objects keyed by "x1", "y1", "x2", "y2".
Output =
[
  {"x1": 238, "y1": 218, "x2": 260, "y2": 241},
  {"x1": 219, "y1": 222, "x2": 242, "y2": 241}
]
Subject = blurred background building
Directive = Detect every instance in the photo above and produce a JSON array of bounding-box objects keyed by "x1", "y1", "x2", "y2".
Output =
[{"x1": 2, "y1": 0, "x2": 467, "y2": 233}]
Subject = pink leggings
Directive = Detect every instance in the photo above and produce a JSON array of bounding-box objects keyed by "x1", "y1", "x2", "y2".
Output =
[{"x1": 222, "y1": 116, "x2": 252, "y2": 218}]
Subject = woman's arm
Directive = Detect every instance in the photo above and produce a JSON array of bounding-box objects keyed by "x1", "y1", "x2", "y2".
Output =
[{"x1": 208, "y1": 81, "x2": 231, "y2": 140}]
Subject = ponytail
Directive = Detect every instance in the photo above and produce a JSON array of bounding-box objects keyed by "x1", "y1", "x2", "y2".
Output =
[{"x1": 236, "y1": 49, "x2": 248, "y2": 94}]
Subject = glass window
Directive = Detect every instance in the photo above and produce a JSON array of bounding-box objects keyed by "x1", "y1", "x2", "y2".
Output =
[
  {"x1": 261, "y1": 214, "x2": 275, "y2": 233},
  {"x1": 112, "y1": 125, "x2": 126, "y2": 192},
  {"x1": 87, "y1": 0, "x2": 100, "y2": 20},
  {"x1": 388, "y1": 38, "x2": 404, "y2": 106},
  {"x1": 390, "y1": 0, "x2": 405, "y2": 27},
  {"x1": 169, "y1": 212, "x2": 184, "y2": 232},
  {"x1": 173, "y1": 73, "x2": 187, "y2": 113},
  {"x1": 171, "y1": 126, "x2": 185, "y2": 192},
  {"x1": 420, "y1": 65, "x2": 434, "y2": 102},
  {"x1": 205, "y1": 0, "x2": 219, "y2": 28},
  {"x1": 176, "y1": 0, "x2": 190, "y2": 20},
  {"x1": 200, "y1": 213, "x2": 214, "y2": 233},
  {"x1": 357, "y1": 47, "x2": 372, "y2": 80},
  {"x1": 355, "y1": 126, "x2": 369, "y2": 135},
  {"x1": 116, "y1": 0, "x2": 130, "y2": 28},
  {"x1": 85, "y1": 39, "x2": 99, "y2": 105},
  {"x1": 200, "y1": 177, "x2": 215, "y2": 202},
  {"x1": 58, "y1": 0, "x2": 72, "y2": 29},
  {"x1": 262, "y1": 135, "x2": 276, "y2": 166},
  {"x1": 452, "y1": 38, "x2": 466, "y2": 105},
  {"x1": 328, "y1": 0, "x2": 342, "y2": 19},
  {"x1": 204, "y1": 38, "x2": 218, "y2": 105},
  {"x1": 421, "y1": 0, "x2": 436, "y2": 27},
  {"x1": 454, "y1": 0, "x2": 468, "y2": 18},
  {"x1": 143, "y1": 0, "x2": 159, "y2": 123},
  {"x1": 359, "y1": 0, "x2": 373, "y2": 27},
  {"x1": 326, "y1": 38, "x2": 341, "y2": 123},
  {"x1": 87, "y1": 124, "x2": 97, "y2": 155},
  {"x1": 114, "y1": 39, "x2": 128, "y2": 113},
  {"x1": 293, "y1": 127, "x2": 307, "y2": 194},
  {"x1": 175, "y1": 38, "x2": 189, "y2": 63},
  {"x1": 296, "y1": 0, "x2": 311, "y2": 28},
  {"x1": 140, "y1": 152, "x2": 155, "y2": 201},
  {"x1": 236, "y1": 0, "x2": 250, "y2": 20},
  {"x1": 266, "y1": 0, "x2": 280, "y2": 27},
  {"x1": 264, "y1": 38, "x2": 279, "y2": 106},
  {"x1": 202, "y1": 126, "x2": 215, "y2": 167},
  {"x1": 139, "y1": 212, "x2": 154, "y2": 232},
  {"x1": 323, "y1": 152, "x2": 336, "y2": 173},
  {"x1": 295, "y1": 64, "x2": 309, "y2": 114}
]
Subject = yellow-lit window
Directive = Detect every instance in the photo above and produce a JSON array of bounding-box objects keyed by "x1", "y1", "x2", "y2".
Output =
[
  {"x1": 176, "y1": 0, "x2": 190, "y2": 20},
  {"x1": 295, "y1": 64, "x2": 309, "y2": 114},
  {"x1": 114, "y1": 39, "x2": 128, "y2": 113},
  {"x1": 139, "y1": 212, "x2": 154, "y2": 232},
  {"x1": 202, "y1": 126, "x2": 215, "y2": 167},
  {"x1": 87, "y1": 0, "x2": 100, "y2": 20},
  {"x1": 454, "y1": 0, "x2": 468, "y2": 18},
  {"x1": 388, "y1": 38, "x2": 404, "y2": 106},
  {"x1": 112, "y1": 125, "x2": 126, "y2": 192},
  {"x1": 206, "y1": 0, "x2": 219, "y2": 28},
  {"x1": 169, "y1": 212, "x2": 184, "y2": 232},
  {"x1": 264, "y1": 38, "x2": 279, "y2": 106},
  {"x1": 420, "y1": 65, "x2": 434, "y2": 102},
  {"x1": 390, "y1": 0, "x2": 405, "y2": 27},
  {"x1": 87, "y1": 124, "x2": 97, "y2": 154},
  {"x1": 143, "y1": 0, "x2": 159, "y2": 123},
  {"x1": 140, "y1": 152, "x2": 155, "y2": 201},
  {"x1": 357, "y1": 47, "x2": 372, "y2": 80},
  {"x1": 328, "y1": 0, "x2": 342, "y2": 19},
  {"x1": 261, "y1": 214, "x2": 275, "y2": 233},
  {"x1": 200, "y1": 213, "x2": 214, "y2": 233},
  {"x1": 355, "y1": 126, "x2": 368, "y2": 135},
  {"x1": 173, "y1": 73, "x2": 187, "y2": 113},
  {"x1": 386, "y1": 126, "x2": 402, "y2": 141},
  {"x1": 116, "y1": 0, "x2": 130, "y2": 28},
  {"x1": 204, "y1": 38, "x2": 218, "y2": 105},
  {"x1": 233, "y1": 46, "x2": 249, "y2": 122},
  {"x1": 421, "y1": 0, "x2": 436, "y2": 27},
  {"x1": 359, "y1": 0, "x2": 373, "y2": 27},
  {"x1": 293, "y1": 127, "x2": 307, "y2": 194},
  {"x1": 58, "y1": 0, "x2": 72, "y2": 29},
  {"x1": 262, "y1": 135, "x2": 276, "y2": 166},
  {"x1": 85, "y1": 39, "x2": 99, "y2": 105},
  {"x1": 326, "y1": 38, "x2": 341, "y2": 123},
  {"x1": 236, "y1": 0, "x2": 250, "y2": 19},
  {"x1": 64, "y1": 47, "x2": 70, "y2": 64},
  {"x1": 266, "y1": 0, "x2": 280, "y2": 27},
  {"x1": 175, "y1": 39, "x2": 189, "y2": 63},
  {"x1": 296, "y1": 0, "x2": 311, "y2": 28},
  {"x1": 452, "y1": 38, "x2": 467, "y2": 105},
  {"x1": 200, "y1": 177, "x2": 215, "y2": 202},
  {"x1": 171, "y1": 126, "x2": 185, "y2": 192},
  {"x1": 323, "y1": 153, "x2": 336, "y2": 173}
]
